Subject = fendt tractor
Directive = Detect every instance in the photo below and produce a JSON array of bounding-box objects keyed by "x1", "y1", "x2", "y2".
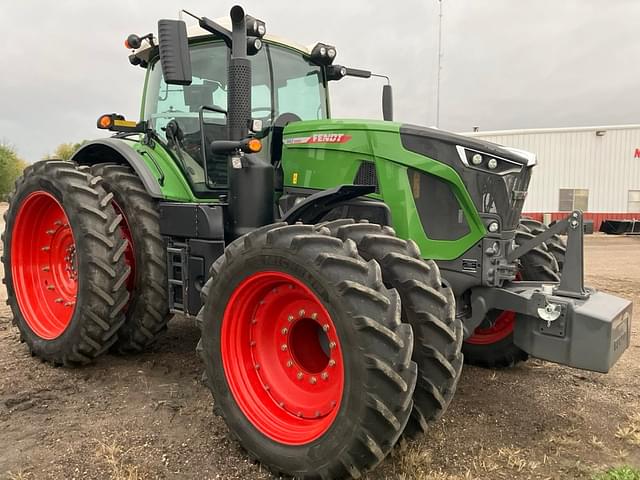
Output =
[{"x1": 1, "y1": 6, "x2": 632, "y2": 478}]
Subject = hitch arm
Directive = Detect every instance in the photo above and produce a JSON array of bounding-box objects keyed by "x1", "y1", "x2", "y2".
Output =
[{"x1": 507, "y1": 211, "x2": 587, "y2": 298}]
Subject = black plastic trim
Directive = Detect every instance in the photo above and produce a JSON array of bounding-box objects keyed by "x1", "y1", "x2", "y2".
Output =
[
  {"x1": 158, "y1": 202, "x2": 226, "y2": 240},
  {"x1": 281, "y1": 185, "x2": 376, "y2": 224}
]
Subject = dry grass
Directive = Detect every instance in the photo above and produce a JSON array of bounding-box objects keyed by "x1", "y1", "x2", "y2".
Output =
[
  {"x1": 5, "y1": 471, "x2": 33, "y2": 480},
  {"x1": 615, "y1": 412, "x2": 640, "y2": 446},
  {"x1": 95, "y1": 440, "x2": 143, "y2": 480}
]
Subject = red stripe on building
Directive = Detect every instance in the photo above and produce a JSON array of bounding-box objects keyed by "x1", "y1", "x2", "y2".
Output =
[{"x1": 524, "y1": 212, "x2": 640, "y2": 231}]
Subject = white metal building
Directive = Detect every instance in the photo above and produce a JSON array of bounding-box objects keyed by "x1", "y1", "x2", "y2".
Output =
[{"x1": 467, "y1": 124, "x2": 640, "y2": 229}]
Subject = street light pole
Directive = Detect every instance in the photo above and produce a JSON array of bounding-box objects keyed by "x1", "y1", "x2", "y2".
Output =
[{"x1": 435, "y1": 0, "x2": 443, "y2": 128}]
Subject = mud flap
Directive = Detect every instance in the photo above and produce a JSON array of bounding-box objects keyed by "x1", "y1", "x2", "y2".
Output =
[{"x1": 513, "y1": 291, "x2": 632, "y2": 373}]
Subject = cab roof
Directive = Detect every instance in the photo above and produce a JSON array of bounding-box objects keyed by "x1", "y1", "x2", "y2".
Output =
[{"x1": 131, "y1": 17, "x2": 313, "y2": 64}]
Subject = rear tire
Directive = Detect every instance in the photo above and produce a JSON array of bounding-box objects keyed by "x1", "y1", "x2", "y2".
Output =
[
  {"x1": 2, "y1": 161, "x2": 130, "y2": 365},
  {"x1": 318, "y1": 219, "x2": 463, "y2": 438},
  {"x1": 197, "y1": 223, "x2": 417, "y2": 479},
  {"x1": 463, "y1": 224, "x2": 560, "y2": 368},
  {"x1": 90, "y1": 163, "x2": 171, "y2": 353}
]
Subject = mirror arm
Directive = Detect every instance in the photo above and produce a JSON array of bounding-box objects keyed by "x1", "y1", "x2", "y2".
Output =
[{"x1": 182, "y1": 10, "x2": 232, "y2": 48}]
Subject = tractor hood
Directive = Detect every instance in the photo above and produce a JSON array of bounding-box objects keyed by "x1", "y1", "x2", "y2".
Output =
[
  {"x1": 282, "y1": 119, "x2": 535, "y2": 167},
  {"x1": 281, "y1": 119, "x2": 534, "y2": 234}
]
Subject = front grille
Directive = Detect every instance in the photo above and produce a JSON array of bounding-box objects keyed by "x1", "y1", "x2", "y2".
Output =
[{"x1": 354, "y1": 161, "x2": 379, "y2": 193}]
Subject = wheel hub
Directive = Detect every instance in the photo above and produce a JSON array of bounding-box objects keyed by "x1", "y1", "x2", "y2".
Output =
[
  {"x1": 221, "y1": 271, "x2": 345, "y2": 445},
  {"x1": 251, "y1": 289, "x2": 341, "y2": 420},
  {"x1": 11, "y1": 191, "x2": 78, "y2": 339}
]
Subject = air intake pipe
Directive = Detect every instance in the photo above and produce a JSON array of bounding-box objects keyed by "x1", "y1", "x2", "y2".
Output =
[{"x1": 226, "y1": 5, "x2": 274, "y2": 239}]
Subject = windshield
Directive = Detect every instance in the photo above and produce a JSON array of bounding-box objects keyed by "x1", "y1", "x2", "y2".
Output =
[{"x1": 143, "y1": 41, "x2": 328, "y2": 195}]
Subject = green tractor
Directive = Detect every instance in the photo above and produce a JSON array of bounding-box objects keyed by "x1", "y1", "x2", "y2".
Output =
[{"x1": 1, "y1": 6, "x2": 632, "y2": 478}]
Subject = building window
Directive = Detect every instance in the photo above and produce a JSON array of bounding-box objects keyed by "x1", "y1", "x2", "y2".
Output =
[
  {"x1": 559, "y1": 188, "x2": 589, "y2": 211},
  {"x1": 629, "y1": 191, "x2": 640, "y2": 212}
]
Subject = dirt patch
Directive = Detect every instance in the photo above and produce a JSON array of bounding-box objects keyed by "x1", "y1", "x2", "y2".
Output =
[{"x1": 1, "y1": 201, "x2": 639, "y2": 479}]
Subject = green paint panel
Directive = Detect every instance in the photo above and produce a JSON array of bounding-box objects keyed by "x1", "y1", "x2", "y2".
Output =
[
  {"x1": 282, "y1": 119, "x2": 486, "y2": 260},
  {"x1": 130, "y1": 141, "x2": 200, "y2": 202}
]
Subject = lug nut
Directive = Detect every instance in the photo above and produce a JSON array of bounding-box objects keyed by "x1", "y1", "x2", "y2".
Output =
[
  {"x1": 328, "y1": 359, "x2": 336, "y2": 367},
  {"x1": 47, "y1": 285, "x2": 54, "y2": 290},
  {"x1": 286, "y1": 360, "x2": 293, "y2": 368},
  {"x1": 322, "y1": 324, "x2": 329, "y2": 332},
  {"x1": 287, "y1": 315, "x2": 294, "y2": 322},
  {"x1": 321, "y1": 372, "x2": 329, "y2": 380},
  {"x1": 54, "y1": 298, "x2": 63, "y2": 303},
  {"x1": 54, "y1": 220, "x2": 63, "y2": 227},
  {"x1": 281, "y1": 344, "x2": 287, "y2": 351},
  {"x1": 299, "y1": 309, "x2": 305, "y2": 317},
  {"x1": 311, "y1": 312, "x2": 318, "y2": 320},
  {"x1": 310, "y1": 376, "x2": 317, "y2": 384},
  {"x1": 329, "y1": 341, "x2": 336, "y2": 349},
  {"x1": 297, "y1": 371, "x2": 304, "y2": 380},
  {"x1": 281, "y1": 327, "x2": 288, "y2": 335}
]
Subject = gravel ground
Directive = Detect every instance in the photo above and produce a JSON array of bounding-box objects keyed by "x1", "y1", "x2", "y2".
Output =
[{"x1": 1, "y1": 201, "x2": 639, "y2": 479}]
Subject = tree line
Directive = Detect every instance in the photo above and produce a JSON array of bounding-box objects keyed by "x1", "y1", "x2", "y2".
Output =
[{"x1": 0, "y1": 141, "x2": 87, "y2": 201}]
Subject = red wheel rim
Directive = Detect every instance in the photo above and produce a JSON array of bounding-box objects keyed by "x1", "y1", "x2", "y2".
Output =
[
  {"x1": 220, "y1": 271, "x2": 344, "y2": 445},
  {"x1": 466, "y1": 272, "x2": 522, "y2": 345},
  {"x1": 465, "y1": 310, "x2": 516, "y2": 345},
  {"x1": 11, "y1": 191, "x2": 78, "y2": 339},
  {"x1": 111, "y1": 200, "x2": 135, "y2": 295}
]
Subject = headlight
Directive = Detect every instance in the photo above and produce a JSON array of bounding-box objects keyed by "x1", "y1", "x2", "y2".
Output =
[{"x1": 455, "y1": 146, "x2": 523, "y2": 175}]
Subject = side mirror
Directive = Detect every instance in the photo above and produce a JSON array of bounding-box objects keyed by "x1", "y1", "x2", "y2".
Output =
[
  {"x1": 157, "y1": 19, "x2": 192, "y2": 85},
  {"x1": 382, "y1": 84, "x2": 393, "y2": 121}
]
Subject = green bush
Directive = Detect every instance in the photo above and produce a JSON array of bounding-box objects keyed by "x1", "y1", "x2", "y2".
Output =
[{"x1": 0, "y1": 144, "x2": 27, "y2": 202}]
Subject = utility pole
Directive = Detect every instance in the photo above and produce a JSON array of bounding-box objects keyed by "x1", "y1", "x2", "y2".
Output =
[{"x1": 435, "y1": 0, "x2": 443, "y2": 128}]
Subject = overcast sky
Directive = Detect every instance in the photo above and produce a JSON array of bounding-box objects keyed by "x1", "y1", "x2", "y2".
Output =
[{"x1": 0, "y1": 1, "x2": 638, "y2": 161}]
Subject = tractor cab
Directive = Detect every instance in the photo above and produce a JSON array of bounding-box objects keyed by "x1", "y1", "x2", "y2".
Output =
[{"x1": 130, "y1": 20, "x2": 331, "y2": 197}]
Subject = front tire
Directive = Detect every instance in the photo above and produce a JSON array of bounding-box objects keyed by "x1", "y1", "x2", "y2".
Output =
[
  {"x1": 2, "y1": 161, "x2": 130, "y2": 365},
  {"x1": 519, "y1": 217, "x2": 567, "y2": 270},
  {"x1": 319, "y1": 220, "x2": 463, "y2": 438},
  {"x1": 197, "y1": 223, "x2": 417, "y2": 479},
  {"x1": 463, "y1": 224, "x2": 560, "y2": 368}
]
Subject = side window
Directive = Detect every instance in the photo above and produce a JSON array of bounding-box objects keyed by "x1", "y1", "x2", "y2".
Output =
[
  {"x1": 147, "y1": 42, "x2": 229, "y2": 139},
  {"x1": 269, "y1": 46, "x2": 327, "y2": 121},
  {"x1": 409, "y1": 169, "x2": 471, "y2": 241}
]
